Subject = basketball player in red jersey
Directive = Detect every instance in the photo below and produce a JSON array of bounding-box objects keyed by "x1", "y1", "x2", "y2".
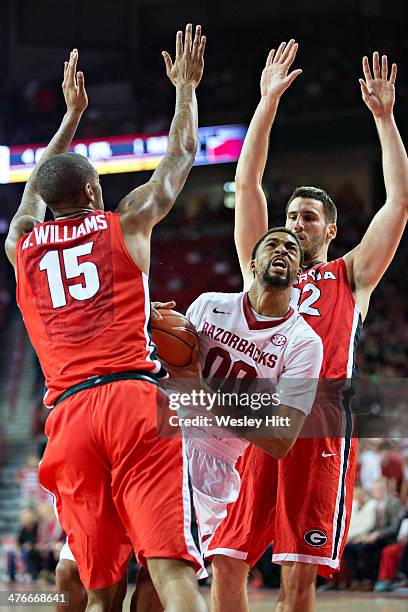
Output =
[
  {"x1": 5, "y1": 26, "x2": 208, "y2": 612},
  {"x1": 208, "y1": 40, "x2": 408, "y2": 612}
]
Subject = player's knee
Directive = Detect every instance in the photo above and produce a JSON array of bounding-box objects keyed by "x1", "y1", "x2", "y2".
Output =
[
  {"x1": 55, "y1": 559, "x2": 83, "y2": 591},
  {"x1": 212, "y1": 555, "x2": 250, "y2": 589},
  {"x1": 147, "y1": 558, "x2": 197, "y2": 594}
]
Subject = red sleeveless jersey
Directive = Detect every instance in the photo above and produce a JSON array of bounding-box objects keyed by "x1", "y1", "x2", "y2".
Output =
[
  {"x1": 15, "y1": 211, "x2": 163, "y2": 407},
  {"x1": 290, "y1": 258, "x2": 362, "y2": 379}
]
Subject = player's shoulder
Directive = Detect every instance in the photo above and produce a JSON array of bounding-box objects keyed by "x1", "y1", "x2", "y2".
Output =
[
  {"x1": 313, "y1": 257, "x2": 348, "y2": 277},
  {"x1": 188, "y1": 291, "x2": 242, "y2": 312}
]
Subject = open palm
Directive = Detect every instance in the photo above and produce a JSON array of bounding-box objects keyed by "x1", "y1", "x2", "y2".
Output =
[
  {"x1": 260, "y1": 39, "x2": 302, "y2": 99},
  {"x1": 360, "y1": 52, "x2": 396, "y2": 118}
]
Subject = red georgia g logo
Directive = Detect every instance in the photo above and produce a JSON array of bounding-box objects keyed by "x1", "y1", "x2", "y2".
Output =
[{"x1": 271, "y1": 334, "x2": 287, "y2": 347}]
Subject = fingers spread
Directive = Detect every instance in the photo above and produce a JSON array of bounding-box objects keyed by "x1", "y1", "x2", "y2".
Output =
[
  {"x1": 162, "y1": 51, "x2": 173, "y2": 73},
  {"x1": 280, "y1": 39, "x2": 296, "y2": 63},
  {"x1": 373, "y1": 51, "x2": 380, "y2": 79},
  {"x1": 286, "y1": 68, "x2": 302, "y2": 85},
  {"x1": 266, "y1": 49, "x2": 275, "y2": 67},
  {"x1": 175, "y1": 30, "x2": 183, "y2": 59},
  {"x1": 389, "y1": 62, "x2": 397, "y2": 85},
  {"x1": 359, "y1": 77, "x2": 370, "y2": 98},
  {"x1": 362, "y1": 56, "x2": 372, "y2": 82},
  {"x1": 381, "y1": 54, "x2": 388, "y2": 80},
  {"x1": 192, "y1": 25, "x2": 201, "y2": 60},
  {"x1": 198, "y1": 35, "x2": 206, "y2": 62},
  {"x1": 285, "y1": 42, "x2": 299, "y2": 69},
  {"x1": 274, "y1": 41, "x2": 286, "y2": 62},
  {"x1": 184, "y1": 23, "x2": 193, "y2": 54}
]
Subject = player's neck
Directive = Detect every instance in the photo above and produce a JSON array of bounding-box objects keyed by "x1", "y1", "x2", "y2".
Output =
[
  {"x1": 303, "y1": 246, "x2": 328, "y2": 269},
  {"x1": 54, "y1": 208, "x2": 95, "y2": 220},
  {"x1": 247, "y1": 284, "x2": 292, "y2": 319}
]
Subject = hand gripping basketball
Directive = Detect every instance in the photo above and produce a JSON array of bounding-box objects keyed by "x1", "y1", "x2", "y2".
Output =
[{"x1": 151, "y1": 309, "x2": 199, "y2": 367}]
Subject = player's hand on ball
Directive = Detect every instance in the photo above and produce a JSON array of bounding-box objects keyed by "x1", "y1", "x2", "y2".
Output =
[
  {"x1": 62, "y1": 49, "x2": 88, "y2": 114},
  {"x1": 162, "y1": 24, "x2": 206, "y2": 88},
  {"x1": 359, "y1": 52, "x2": 396, "y2": 118},
  {"x1": 260, "y1": 39, "x2": 302, "y2": 100},
  {"x1": 163, "y1": 345, "x2": 202, "y2": 381},
  {"x1": 151, "y1": 300, "x2": 176, "y2": 320}
]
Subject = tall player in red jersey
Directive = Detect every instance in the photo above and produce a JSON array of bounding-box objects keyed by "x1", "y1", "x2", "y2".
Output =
[
  {"x1": 208, "y1": 40, "x2": 408, "y2": 612},
  {"x1": 5, "y1": 27, "x2": 208, "y2": 612}
]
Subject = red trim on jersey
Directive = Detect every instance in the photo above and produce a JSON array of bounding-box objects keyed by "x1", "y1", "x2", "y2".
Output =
[{"x1": 242, "y1": 293, "x2": 294, "y2": 330}]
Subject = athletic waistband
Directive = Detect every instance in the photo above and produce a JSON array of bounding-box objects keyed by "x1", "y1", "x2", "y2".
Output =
[{"x1": 54, "y1": 370, "x2": 162, "y2": 407}]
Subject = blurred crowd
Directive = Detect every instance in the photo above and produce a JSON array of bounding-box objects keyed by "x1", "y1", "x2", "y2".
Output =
[
  {"x1": 1, "y1": 17, "x2": 408, "y2": 146},
  {"x1": 2, "y1": 456, "x2": 63, "y2": 585}
]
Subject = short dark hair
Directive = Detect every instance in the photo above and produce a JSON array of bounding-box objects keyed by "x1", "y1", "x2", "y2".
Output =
[
  {"x1": 36, "y1": 152, "x2": 96, "y2": 207},
  {"x1": 286, "y1": 186, "x2": 337, "y2": 224},
  {"x1": 251, "y1": 226, "x2": 304, "y2": 267}
]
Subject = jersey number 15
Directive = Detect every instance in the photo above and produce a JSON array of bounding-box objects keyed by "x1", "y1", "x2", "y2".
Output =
[{"x1": 39, "y1": 242, "x2": 100, "y2": 308}]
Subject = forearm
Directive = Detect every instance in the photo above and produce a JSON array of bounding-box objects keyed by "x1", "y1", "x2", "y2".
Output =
[
  {"x1": 15, "y1": 109, "x2": 83, "y2": 221},
  {"x1": 145, "y1": 83, "x2": 197, "y2": 217},
  {"x1": 375, "y1": 114, "x2": 408, "y2": 207},
  {"x1": 165, "y1": 82, "x2": 198, "y2": 159},
  {"x1": 235, "y1": 95, "x2": 279, "y2": 186}
]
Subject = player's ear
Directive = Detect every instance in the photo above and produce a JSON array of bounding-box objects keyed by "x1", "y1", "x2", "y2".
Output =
[
  {"x1": 327, "y1": 223, "x2": 337, "y2": 241},
  {"x1": 84, "y1": 182, "x2": 95, "y2": 202},
  {"x1": 250, "y1": 259, "x2": 256, "y2": 278}
]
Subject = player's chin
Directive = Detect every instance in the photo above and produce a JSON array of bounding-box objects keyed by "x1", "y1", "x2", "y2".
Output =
[{"x1": 262, "y1": 271, "x2": 291, "y2": 289}]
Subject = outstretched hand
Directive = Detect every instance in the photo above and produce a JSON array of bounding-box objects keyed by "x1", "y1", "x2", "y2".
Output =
[
  {"x1": 162, "y1": 24, "x2": 206, "y2": 88},
  {"x1": 260, "y1": 39, "x2": 302, "y2": 100},
  {"x1": 359, "y1": 52, "x2": 397, "y2": 118},
  {"x1": 62, "y1": 48, "x2": 88, "y2": 115}
]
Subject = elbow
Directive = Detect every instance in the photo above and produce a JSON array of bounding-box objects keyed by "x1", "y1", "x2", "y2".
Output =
[
  {"x1": 183, "y1": 135, "x2": 198, "y2": 156},
  {"x1": 387, "y1": 195, "x2": 408, "y2": 213},
  {"x1": 234, "y1": 175, "x2": 260, "y2": 190},
  {"x1": 273, "y1": 442, "x2": 291, "y2": 459},
  {"x1": 258, "y1": 438, "x2": 292, "y2": 459}
]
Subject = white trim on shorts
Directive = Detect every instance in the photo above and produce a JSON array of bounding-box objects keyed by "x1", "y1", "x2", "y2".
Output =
[
  {"x1": 181, "y1": 437, "x2": 205, "y2": 573},
  {"x1": 205, "y1": 547, "x2": 248, "y2": 561},
  {"x1": 272, "y1": 552, "x2": 340, "y2": 569},
  {"x1": 60, "y1": 538, "x2": 76, "y2": 562}
]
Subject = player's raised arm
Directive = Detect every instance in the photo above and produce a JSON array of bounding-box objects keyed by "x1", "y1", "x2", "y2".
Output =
[
  {"x1": 116, "y1": 24, "x2": 205, "y2": 236},
  {"x1": 343, "y1": 52, "x2": 408, "y2": 319},
  {"x1": 5, "y1": 49, "x2": 88, "y2": 267},
  {"x1": 235, "y1": 40, "x2": 302, "y2": 289}
]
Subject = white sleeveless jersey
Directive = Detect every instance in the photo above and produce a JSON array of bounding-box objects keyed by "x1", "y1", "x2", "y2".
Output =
[{"x1": 186, "y1": 291, "x2": 323, "y2": 463}]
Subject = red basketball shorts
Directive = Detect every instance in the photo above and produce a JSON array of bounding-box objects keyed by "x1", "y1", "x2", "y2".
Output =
[
  {"x1": 208, "y1": 435, "x2": 357, "y2": 578},
  {"x1": 39, "y1": 380, "x2": 203, "y2": 590}
]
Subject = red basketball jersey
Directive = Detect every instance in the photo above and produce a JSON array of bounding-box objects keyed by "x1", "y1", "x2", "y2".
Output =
[
  {"x1": 16, "y1": 211, "x2": 163, "y2": 407},
  {"x1": 290, "y1": 258, "x2": 362, "y2": 379}
]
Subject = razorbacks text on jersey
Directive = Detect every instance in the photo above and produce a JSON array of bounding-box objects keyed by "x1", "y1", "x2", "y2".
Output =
[
  {"x1": 186, "y1": 291, "x2": 324, "y2": 463},
  {"x1": 15, "y1": 211, "x2": 164, "y2": 407}
]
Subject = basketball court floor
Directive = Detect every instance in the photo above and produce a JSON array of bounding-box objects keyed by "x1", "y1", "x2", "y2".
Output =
[{"x1": 0, "y1": 583, "x2": 407, "y2": 610}]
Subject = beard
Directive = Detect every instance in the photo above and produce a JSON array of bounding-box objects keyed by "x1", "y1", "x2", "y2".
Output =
[
  {"x1": 261, "y1": 266, "x2": 294, "y2": 288},
  {"x1": 301, "y1": 233, "x2": 326, "y2": 263}
]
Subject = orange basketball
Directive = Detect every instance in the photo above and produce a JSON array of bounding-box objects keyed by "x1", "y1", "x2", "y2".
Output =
[{"x1": 151, "y1": 309, "x2": 199, "y2": 367}]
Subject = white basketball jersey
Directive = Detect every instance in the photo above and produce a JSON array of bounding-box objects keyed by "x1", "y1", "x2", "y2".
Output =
[{"x1": 186, "y1": 291, "x2": 323, "y2": 463}]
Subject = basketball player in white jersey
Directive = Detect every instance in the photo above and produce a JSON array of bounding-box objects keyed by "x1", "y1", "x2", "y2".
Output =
[
  {"x1": 57, "y1": 226, "x2": 323, "y2": 611},
  {"x1": 164, "y1": 225, "x2": 323, "y2": 564}
]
